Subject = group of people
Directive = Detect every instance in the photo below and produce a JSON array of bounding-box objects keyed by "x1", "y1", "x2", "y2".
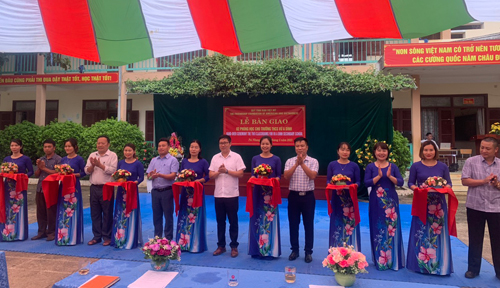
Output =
[{"x1": 0, "y1": 135, "x2": 499, "y2": 280}]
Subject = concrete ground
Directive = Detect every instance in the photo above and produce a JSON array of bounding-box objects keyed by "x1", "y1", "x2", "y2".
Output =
[{"x1": 4, "y1": 180, "x2": 493, "y2": 288}]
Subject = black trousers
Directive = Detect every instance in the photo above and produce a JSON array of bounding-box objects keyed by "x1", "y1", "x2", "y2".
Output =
[
  {"x1": 467, "y1": 208, "x2": 500, "y2": 276},
  {"x1": 35, "y1": 192, "x2": 57, "y2": 237},
  {"x1": 151, "y1": 187, "x2": 174, "y2": 239},
  {"x1": 90, "y1": 184, "x2": 114, "y2": 241},
  {"x1": 215, "y1": 197, "x2": 239, "y2": 248},
  {"x1": 288, "y1": 190, "x2": 315, "y2": 254}
]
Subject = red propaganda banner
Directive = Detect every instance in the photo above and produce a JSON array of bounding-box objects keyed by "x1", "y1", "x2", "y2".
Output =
[
  {"x1": 0, "y1": 73, "x2": 119, "y2": 86},
  {"x1": 223, "y1": 106, "x2": 306, "y2": 146},
  {"x1": 384, "y1": 40, "x2": 500, "y2": 67}
]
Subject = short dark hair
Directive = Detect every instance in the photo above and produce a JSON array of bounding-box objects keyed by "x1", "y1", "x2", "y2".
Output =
[
  {"x1": 260, "y1": 136, "x2": 273, "y2": 146},
  {"x1": 219, "y1": 135, "x2": 231, "y2": 143},
  {"x1": 123, "y1": 143, "x2": 137, "y2": 158},
  {"x1": 337, "y1": 142, "x2": 351, "y2": 151},
  {"x1": 426, "y1": 132, "x2": 432, "y2": 136},
  {"x1": 482, "y1": 137, "x2": 499, "y2": 148},
  {"x1": 373, "y1": 142, "x2": 389, "y2": 154},
  {"x1": 419, "y1": 140, "x2": 439, "y2": 160},
  {"x1": 64, "y1": 138, "x2": 79, "y2": 153},
  {"x1": 294, "y1": 137, "x2": 308, "y2": 145},
  {"x1": 43, "y1": 138, "x2": 56, "y2": 147},
  {"x1": 186, "y1": 140, "x2": 203, "y2": 159},
  {"x1": 158, "y1": 137, "x2": 170, "y2": 145},
  {"x1": 97, "y1": 135, "x2": 110, "y2": 143},
  {"x1": 10, "y1": 139, "x2": 24, "y2": 154}
]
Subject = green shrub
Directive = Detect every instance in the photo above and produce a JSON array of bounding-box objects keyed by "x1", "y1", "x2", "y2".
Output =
[
  {"x1": 137, "y1": 141, "x2": 158, "y2": 172},
  {"x1": 392, "y1": 128, "x2": 412, "y2": 175},
  {"x1": 37, "y1": 120, "x2": 85, "y2": 157},
  {"x1": 79, "y1": 118, "x2": 145, "y2": 161},
  {"x1": 0, "y1": 121, "x2": 41, "y2": 163}
]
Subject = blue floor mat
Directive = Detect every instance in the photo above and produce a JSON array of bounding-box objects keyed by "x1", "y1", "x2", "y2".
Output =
[{"x1": 1, "y1": 194, "x2": 497, "y2": 287}]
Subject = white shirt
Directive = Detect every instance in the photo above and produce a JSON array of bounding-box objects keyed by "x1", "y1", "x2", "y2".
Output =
[{"x1": 209, "y1": 151, "x2": 246, "y2": 198}]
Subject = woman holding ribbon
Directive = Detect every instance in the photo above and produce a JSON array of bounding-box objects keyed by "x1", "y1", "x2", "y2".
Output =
[
  {"x1": 248, "y1": 136, "x2": 282, "y2": 258},
  {"x1": 55, "y1": 138, "x2": 86, "y2": 245},
  {"x1": 1, "y1": 139, "x2": 33, "y2": 241},
  {"x1": 175, "y1": 140, "x2": 209, "y2": 253},
  {"x1": 407, "y1": 140, "x2": 454, "y2": 275},
  {"x1": 326, "y1": 142, "x2": 361, "y2": 251},
  {"x1": 111, "y1": 143, "x2": 144, "y2": 249},
  {"x1": 365, "y1": 142, "x2": 405, "y2": 271}
]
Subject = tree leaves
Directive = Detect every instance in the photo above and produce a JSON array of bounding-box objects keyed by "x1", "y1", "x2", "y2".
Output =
[{"x1": 126, "y1": 55, "x2": 416, "y2": 97}]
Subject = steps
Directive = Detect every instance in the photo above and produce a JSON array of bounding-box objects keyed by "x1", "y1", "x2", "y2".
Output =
[{"x1": 450, "y1": 172, "x2": 467, "y2": 194}]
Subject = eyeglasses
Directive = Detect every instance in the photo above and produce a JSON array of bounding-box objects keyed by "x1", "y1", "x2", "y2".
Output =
[{"x1": 219, "y1": 142, "x2": 230, "y2": 145}]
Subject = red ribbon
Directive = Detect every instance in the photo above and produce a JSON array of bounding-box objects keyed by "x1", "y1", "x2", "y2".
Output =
[
  {"x1": 411, "y1": 187, "x2": 458, "y2": 237},
  {"x1": 325, "y1": 184, "x2": 360, "y2": 227},
  {"x1": 42, "y1": 174, "x2": 76, "y2": 209},
  {"x1": 246, "y1": 177, "x2": 281, "y2": 218},
  {"x1": 0, "y1": 173, "x2": 28, "y2": 224},
  {"x1": 172, "y1": 181, "x2": 203, "y2": 216},
  {"x1": 103, "y1": 181, "x2": 138, "y2": 215}
]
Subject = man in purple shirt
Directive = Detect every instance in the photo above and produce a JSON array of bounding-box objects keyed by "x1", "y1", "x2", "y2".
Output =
[
  {"x1": 462, "y1": 137, "x2": 500, "y2": 280},
  {"x1": 147, "y1": 137, "x2": 179, "y2": 240},
  {"x1": 85, "y1": 135, "x2": 118, "y2": 246},
  {"x1": 33, "y1": 139, "x2": 61, "y2": 241}
]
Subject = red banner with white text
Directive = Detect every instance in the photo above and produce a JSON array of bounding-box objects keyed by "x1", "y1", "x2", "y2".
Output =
[
  {"x1": 0, "y1": 73, "x2": 118, "y2": 86},
  {"x1": 223, "y1": 106, "x2": 305, "y2": 146}
]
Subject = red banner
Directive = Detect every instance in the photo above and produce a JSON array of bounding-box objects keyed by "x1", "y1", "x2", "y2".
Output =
[
  {"x1": 384, "y1": 40, "x2": 500, "y2": 67},
  {"x1": 223, "y1": 106, "x2": 305, "y2": 146},
  {"x1": 0, "y1": 73, "x2": 119, "y2": 86}
]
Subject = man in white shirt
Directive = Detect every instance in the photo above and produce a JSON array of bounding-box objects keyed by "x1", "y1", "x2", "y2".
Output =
[
  {"x1": 209, "y1": 135, "x2": 246, "y2": 258},
  {"x1": 421, "y1": 132, "x2": 439, "y2": 148}
]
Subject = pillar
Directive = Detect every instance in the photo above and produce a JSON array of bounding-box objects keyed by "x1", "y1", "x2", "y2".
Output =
[{"x1": 411, "y1": 75, "x2": 421, "y2": 162}]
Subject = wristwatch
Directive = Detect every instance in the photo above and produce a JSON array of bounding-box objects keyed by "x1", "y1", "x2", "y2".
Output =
[{"x1": 225, "y1": 169, "x2": 229, "y2": 174}]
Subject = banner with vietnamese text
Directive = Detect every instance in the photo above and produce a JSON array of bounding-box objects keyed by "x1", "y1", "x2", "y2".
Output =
[
  {"x1": 223, "y1": 106, "x2": 305, "y2": 146},
  {"x1": 0, "y1": 73, "x2": 119, "y2": 86},
  {"x1": 384, "y1": 40, "x2": 500, "y2": 67}
]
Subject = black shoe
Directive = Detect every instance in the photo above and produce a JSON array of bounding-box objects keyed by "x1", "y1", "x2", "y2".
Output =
[
  {"x1": 289, "y1": 251, "x2": 299, "y2": 261},
  {"x1": 31, "y1": 234, "x2": 47, "y2": 240},
  {"x1": 305, "y1": 253, "x2": 313, "y2": 263},
  {"x1": 465, "y1": 271, "x2": 478, "y2": 279}
]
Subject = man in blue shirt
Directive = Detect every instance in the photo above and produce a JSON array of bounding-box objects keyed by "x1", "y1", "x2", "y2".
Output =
[{"x1": 147, "y1": 137, "x2": 179, "y2": 239}]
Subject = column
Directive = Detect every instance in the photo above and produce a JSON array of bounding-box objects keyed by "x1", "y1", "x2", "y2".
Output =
[
  {"x1": 35, "y1": 54, "x2": 46, "y2": 126},
  {"x1": 118, "y1": 66, "x2": 127, "y2": 121},
  {"x1": 411, "y1": 75, "x2": 421, "y2": 162}
]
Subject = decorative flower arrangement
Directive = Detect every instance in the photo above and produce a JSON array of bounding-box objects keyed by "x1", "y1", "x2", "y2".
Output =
[
  {"x1": 421, "y1": 176, "x2": 447, "y2": 188},
  {"x1": 254, "y1": 163, "x2": 273, "y2": 177},
  {"x1": 323, "y1": 244, "x2": 369, "y2": 275},
  {"x1": 331, "y1": 174, "x2": 351, "y2": 185},
  {"x1": 54, "y1": 164, "x2": 74, "y2": 175},
  {"x1": 112, "y1": 169, "x2": 131, "y2": 181},
  {"x1": 490, "y1": 122, "x2": 500, "y2": 135},
  {"x1": 1, "y1": 162, "x2": 18, "y2": 174},
  {"x1": 177, "y1": 169, "x2": 197, "y2": 182},
  {"x1": 137, "y1": 141, "x2": 158, "y2": 173},
  {"x1": 168, "y1": 132, "x2": 184, "y2": 162},
  {"x1": 355, "y1": 136, "x2": 396, "y2": 169},
  {"x1": 142, "y1": 236, "x2": 181, "y2": 269}
]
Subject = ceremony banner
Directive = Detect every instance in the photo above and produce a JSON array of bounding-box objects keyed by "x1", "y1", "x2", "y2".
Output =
[
  {"x1": 384, "y1": 40, "x2": 500, "y2": 67},
  {"x1": 223, "y1": 105, "x2": 305, "y2": 146},
  {"x1": 0, "y1": 73, "x2": 119, "y2": 86}
]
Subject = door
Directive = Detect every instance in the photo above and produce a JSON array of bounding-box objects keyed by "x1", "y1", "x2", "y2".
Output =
[{"x1": 439, "y1": 108, "x2": 454, "y2": 147}]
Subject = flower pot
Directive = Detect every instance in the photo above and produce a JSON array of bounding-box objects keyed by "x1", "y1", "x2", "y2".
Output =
[
  {"x1": 335, "y1": 181, "x2": 346, "y2": 186},
  {"x1": 335, "y1": 273, "x2": 356, "y2": 287},
  {"x1": 151, "y1": 259, "x2": 170, "y2": 271},
  {"x1": 117, "y1": 178, "x2": 127, "y2": 183}
]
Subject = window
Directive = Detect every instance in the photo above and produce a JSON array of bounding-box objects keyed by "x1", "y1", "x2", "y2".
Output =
[
  {"x1": 82, "y1": 99, "x2": 137, "y2": 127},
  {"x1": 12, "y1": 100, "x2": 58, "y2": 125}
]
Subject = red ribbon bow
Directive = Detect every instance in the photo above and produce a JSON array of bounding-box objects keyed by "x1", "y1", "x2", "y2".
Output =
[
  {"x1": 325, "y1": 184, "x2": 360, "y2": 227},
  {"x1": 411, "y1": 187, "x2": 458, "y2": 237},
  {"x1": 0, "y1": 173, "x2": 28, "y2": 224},
  {"x1": 246, "y1": 177, "x2": 281, "y2": 218},
  {"x1": 172, "y1": 181, "x2": 204, "y2": 216},
  {"x1": 42, "y1": 174, "x2": 76, "y2": 209},
  {"x1": 103, "y1": 181, "x2": 138, "y2": 215}
]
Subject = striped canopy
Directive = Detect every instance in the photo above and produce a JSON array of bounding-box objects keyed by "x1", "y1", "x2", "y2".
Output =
[{"x1": 0, "y1": 0, "x2": 499, "y2": 66}]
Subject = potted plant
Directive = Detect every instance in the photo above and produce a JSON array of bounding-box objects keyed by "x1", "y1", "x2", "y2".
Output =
[{"x1": 322, "y1": 244, "x2": 369, "y2": 287}]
